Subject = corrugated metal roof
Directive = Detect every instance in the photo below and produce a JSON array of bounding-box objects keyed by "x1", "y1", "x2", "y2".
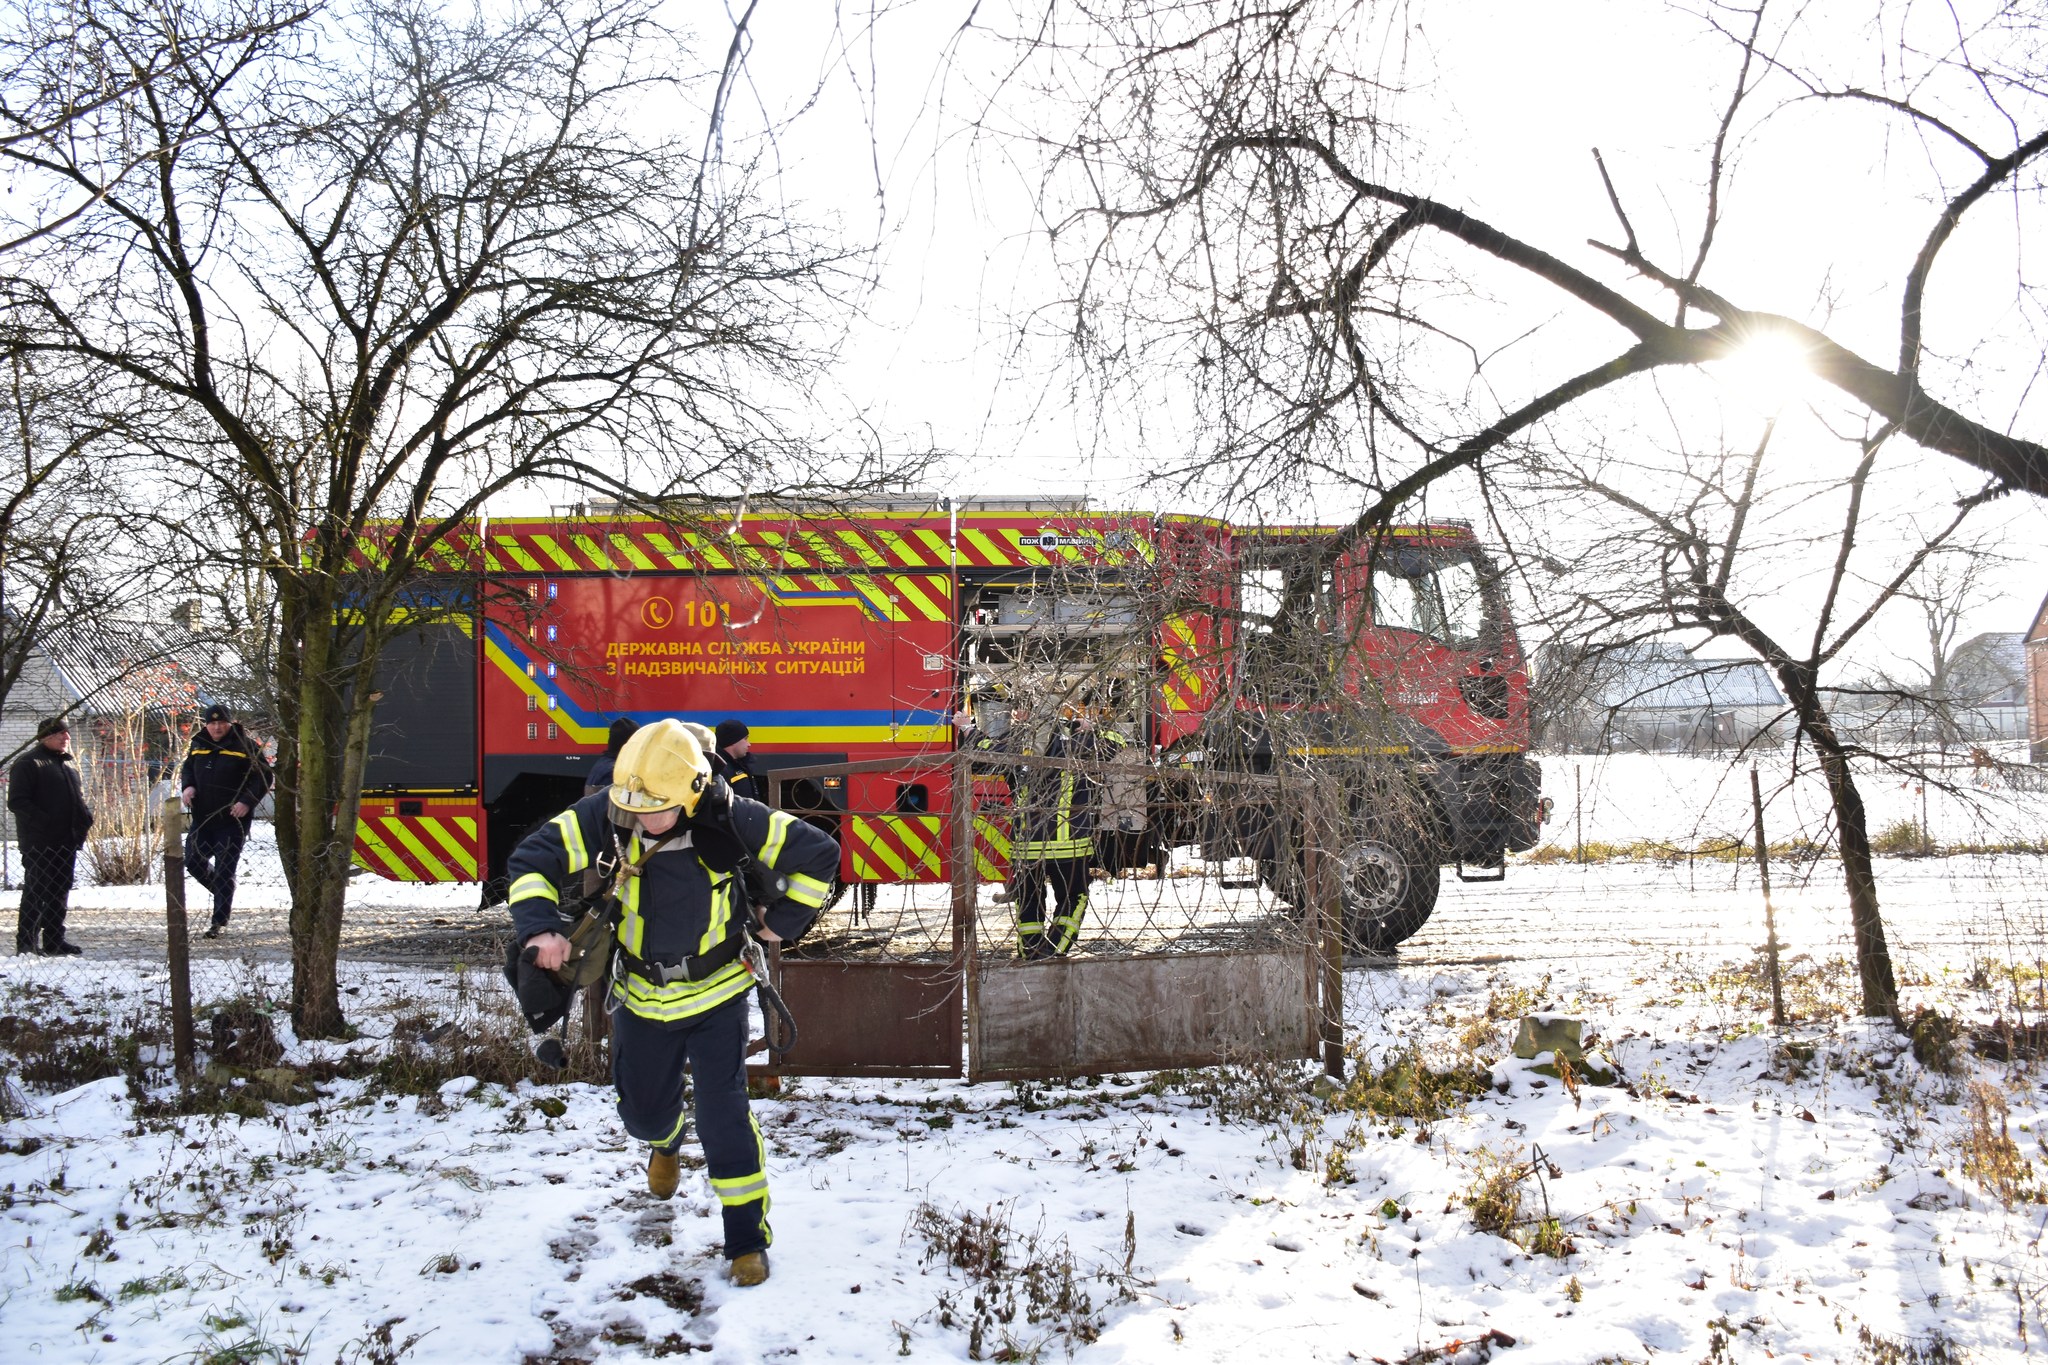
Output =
[
  {"x1": 1575, "y1": 644, "x2": 1786, "y2": 711},
  {"x1": 37, "y1": 616, "x2": 219, "y2": 718}
]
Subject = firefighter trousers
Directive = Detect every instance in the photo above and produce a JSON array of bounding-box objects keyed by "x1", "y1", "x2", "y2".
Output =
[
  {"x1": 186, "y1": 818, "x2": 248, "y2": 927},
  {"x1": 1013, "y1": 853, "x2": 1091, "y2": 958},
  {"x1": 610, "y1": 993, "x2": 771, "y2": 1259}
]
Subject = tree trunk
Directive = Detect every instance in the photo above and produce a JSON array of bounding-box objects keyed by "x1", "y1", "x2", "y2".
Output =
[
  {"x1": 1816, "y1": 743, "x2": 1898, "y2": 1016},
  {"x1": 1716, "y1": 612, "x2": 1900, "y2": 1018},
  {"x1": 1765, "y1": 659, "x2": 1899, "y2": 1017},
  {"x1": 274, "y1": 569, "x2": 385, "y2": 1039}
]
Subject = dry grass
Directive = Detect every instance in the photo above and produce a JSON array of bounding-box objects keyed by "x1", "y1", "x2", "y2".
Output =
[
  {"x1": 1523, "y1": 836, "x2": 1826, "y2": 866},
  {"x1": 78, "y1": 710, "x2": 164, "y2": 887},
  {"x1": 1961, "y1": 1081, "x2": 2046, "y2": 1210}
]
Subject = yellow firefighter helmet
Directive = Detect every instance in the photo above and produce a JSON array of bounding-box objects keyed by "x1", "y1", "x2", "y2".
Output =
[{"x1": 609, "y1": 718, "x2": 712, "y2": 816}]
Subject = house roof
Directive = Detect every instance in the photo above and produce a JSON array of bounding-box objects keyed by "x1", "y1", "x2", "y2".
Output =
[
  {"x1": 2028, "y1": 589, "x2": 2048, "y2": 646},
  {"x1": 39, "y1": 616, "x2": 217, "y2": 718},
  {"x1": 1947, "y1": 631, "x2": 2027, "y2": 706},
  {"x1": 1567, "y1": 644, "x2": 1786, "y2": 712}
]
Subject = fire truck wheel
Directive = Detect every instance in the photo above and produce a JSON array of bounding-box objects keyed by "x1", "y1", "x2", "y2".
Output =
[{"x1": 1336, "y1": 832, "x2": 1440, "y2": 953}]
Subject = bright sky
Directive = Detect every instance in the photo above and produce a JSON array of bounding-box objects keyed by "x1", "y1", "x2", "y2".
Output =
[{"x1": 517, "y1": 0, "x2": 2048, "y2": 666}]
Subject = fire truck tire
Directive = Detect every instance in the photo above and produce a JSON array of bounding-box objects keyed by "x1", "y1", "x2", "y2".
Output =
[{"x1": 1336, "y1": 832, "x2": 1440, "y2": 953}]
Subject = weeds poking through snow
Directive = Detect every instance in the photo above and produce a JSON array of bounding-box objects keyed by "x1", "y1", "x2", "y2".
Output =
[
  {"x1": 1462, "y1": 1145, "x2": 1524, "y2": 1239},
  {"x1": 907, "y1": 1197, "x2": 1145, "y2": 1359},
  {"x1": 1460, "y1": 1144, "x2": 1579, "y2": 1259},
  {"x1": 1961, "y1": 1081, "x2": 2045, "y2": 1209}
]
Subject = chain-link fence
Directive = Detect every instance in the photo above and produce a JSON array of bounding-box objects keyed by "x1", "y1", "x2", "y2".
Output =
[{"x1": 7, "y1": 746, "x2": 2048, "y2": 1076}]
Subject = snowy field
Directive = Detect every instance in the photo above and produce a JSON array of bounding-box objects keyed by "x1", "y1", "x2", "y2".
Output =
[{"x1": 1, "y1": 754, "x2": 2046, "y2": 1363}]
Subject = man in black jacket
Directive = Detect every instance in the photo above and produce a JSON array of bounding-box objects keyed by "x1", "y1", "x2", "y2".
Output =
[
  {"x1": 180, "y1": 703, "x2": 271, "y2": 939},
  {"x1": 712, "y1": 718, "x2": 763, "y2": 802},
  {"x1": 8, "y1": 716, "x2": 93, "y2": 955}
]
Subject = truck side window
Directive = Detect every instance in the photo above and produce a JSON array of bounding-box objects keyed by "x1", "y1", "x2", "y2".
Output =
[{"x1": 1372, "y1": 551, "x2": 1488, "y2": 650}]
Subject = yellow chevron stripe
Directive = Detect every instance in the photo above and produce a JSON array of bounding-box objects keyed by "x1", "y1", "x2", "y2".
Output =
[
  {"x1": 609, "y1": 534, "x2": 659, "y2": 571},
  {"x1": 351, "y1": 822, "x2": 419, "y2": 881},
  {"x1": 851, "y1": 827, "x2": 910, "y2": 879},
  {"x1": 420, "y1": 817, "x2": 479, "y2": 879},
  {"x1": 835, "y1": 528, "x2": 889, "y2": 567},
  {"x1": 798, "y1": 531, "x2": 848, "y2": 568},
  {"x1": 889, "y1": 575, "x2": 947, "y2": 622},
  {"x1": 683, "y1": 533, "x2": 733, "y2": 570},
  {"x1": 913, "y1": 528, "x2": 953, "y2": 565},
  {"x1": 642, "y1": 532, "x2": 694, "y2": 569},
  {"x1": 1164, "y1": 615, "x2": 1205, "y2": 698},
  {"x1": 757, "y1": 531, "x2": 809, "y2": 569},
  {"x1": 530, "y1": 534, "x2": 581, "y2": 571},
  {"x1": 568, "y1": 534, "x2": 615, "y2": 571},
  {"x1": 892, "y1": 816, "x2": 943, "y2": 877},
  {"x1": 381, "y1": 818, "x2": 454, "y2": 881},
  {"x1": 356, "y1": 535, "x2": 391, "y2": 570},
  {"x1": 847, "y1": 575, "x2": 900, "y2": 621},
  {"x1": 491, "y1": 535, "x2": 543, "y2": 572},
  {"x1": 960, "y1": 529, "x2": 1009, "y2": 565},
  {"x1": 875, "y1": 530, "x2": 926, "y2": 567}
]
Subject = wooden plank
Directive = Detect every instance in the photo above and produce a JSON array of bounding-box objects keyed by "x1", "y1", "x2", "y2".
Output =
[
  {"x1": 971, "y1": 950, "x2": 1315, "y2": 1080},
  {"x1": 762, "y1": 961, "x2": 963, "y2": 1077}
]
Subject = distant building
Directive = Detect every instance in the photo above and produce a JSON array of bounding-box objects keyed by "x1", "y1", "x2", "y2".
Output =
[
  {"x1": 2029, "y1": 594, "x2": 2048, "y2": 762},
  {"x1": 1945, "y1": 631, "x2": 2027, "y2": 742},
  {"x1": 1537, "y1": 642, "x2": 1787, "y2": 753},
  {"x1": 0, "y1": 615, "x2": 251, "y2": 840}
]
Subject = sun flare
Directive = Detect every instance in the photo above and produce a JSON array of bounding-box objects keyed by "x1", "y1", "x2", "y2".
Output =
[{"x1": 1715, "y1": 330, "x2": 1815, "y2": 414}]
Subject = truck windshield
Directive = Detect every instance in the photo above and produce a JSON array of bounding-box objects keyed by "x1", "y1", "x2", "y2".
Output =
[{"x1": 1370, "y1": 547, "x2": 1490, "y2": 650}]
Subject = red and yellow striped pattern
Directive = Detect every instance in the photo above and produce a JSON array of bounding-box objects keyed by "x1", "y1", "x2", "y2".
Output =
[
  {"x1": 351, "y1": 515, "x2": 1161, "y2": 575},
  {"x1": 353, "y1": 801, "x2": 481, "y2": 881},
  {"x1": 971, "y1": 815, "x2": 1011, "y2": 883},
  {"x1": 847, "y1": 815, "x2": 945, "y2": 882}
]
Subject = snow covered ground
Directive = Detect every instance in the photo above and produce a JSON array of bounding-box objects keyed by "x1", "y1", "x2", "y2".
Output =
[{"x1": 1, "y1": 754, "x2": 2045, "y2": 1363}]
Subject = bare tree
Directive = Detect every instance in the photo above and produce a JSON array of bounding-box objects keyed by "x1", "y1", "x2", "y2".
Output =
[
  {"x1": 1506, "y1": 407, "x2": 2018, "y2": 1012},
  {"x1": 0, "y1": 0, "x2": 908, "y2": 1034},
  {"x1": 958, "y1": 0, "x2": 2048, "y2": 1014},
  {"x1": 0, "y1": 349, "x2": 145, "y2": 755},
  {"x1": 1854, "y1": 541, "x2": 2020, "y2": 753}
]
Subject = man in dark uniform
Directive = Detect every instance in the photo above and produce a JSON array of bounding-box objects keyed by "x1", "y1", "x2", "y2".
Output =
[
  {"x1": 7, "y1": 716, "x2": 92, "y2": 955},
  {"x1": 958, "y1": 698, "x2": 1112, "y2": 958},
  {"x1": 584, "y1": 717, "x2": 640, "y2": 797},
  {"x1": 180, "y1": 703, "x2": 271, "y2": 939},
  {"x1": 711, "y1": 719, "x2": 762, "y2": 802},
  {"x1": 509, "y1": 718, "x2": 837, "y2": 1287}
]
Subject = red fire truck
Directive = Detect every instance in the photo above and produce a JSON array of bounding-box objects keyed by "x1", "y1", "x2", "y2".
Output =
[{"x1": 352, "y1": 501, "x2": 1544, "y2": 950}]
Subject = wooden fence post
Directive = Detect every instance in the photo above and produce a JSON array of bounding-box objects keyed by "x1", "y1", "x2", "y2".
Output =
[
  {"x1": 1749, "y1": 766, "x2": 1786, "y2": 1028},
  {"x1": 161, "y1": 796, "x2": 194, "y2": 1080},
  {"x1": 1309, "y1": 782, "x2": 1344, "y2": 1079}
]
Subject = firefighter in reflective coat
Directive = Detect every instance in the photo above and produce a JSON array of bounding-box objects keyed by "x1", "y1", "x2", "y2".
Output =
[
  {"x1": 959, "y1": 700, "x2": 1119, "y2": 958},
  {"x1": 509, "y1": 719, "x2": 837, "y2": 1287}
]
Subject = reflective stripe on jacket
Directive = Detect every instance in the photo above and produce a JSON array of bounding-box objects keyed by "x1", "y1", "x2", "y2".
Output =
[{"x1": 506, "y1": 791, "x2": 839, "y2": 1026}]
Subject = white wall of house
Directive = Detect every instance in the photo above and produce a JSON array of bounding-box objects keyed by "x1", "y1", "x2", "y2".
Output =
[{"x1": 2, "y1": 653, "x2": 100, "y2": 842}]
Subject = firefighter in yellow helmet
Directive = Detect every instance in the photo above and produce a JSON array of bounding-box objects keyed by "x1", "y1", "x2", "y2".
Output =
[{"x1": 508, "y1": 719, "x2": 838, "y2": 1287}]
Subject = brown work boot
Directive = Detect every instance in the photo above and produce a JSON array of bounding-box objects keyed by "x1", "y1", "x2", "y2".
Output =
[
  {"x1": 729, "y1": 1251, "x2": 770, "y2": 1286},
  {"x1": 646, "y1": 1148, "x2": 680, "y2": 1200}
]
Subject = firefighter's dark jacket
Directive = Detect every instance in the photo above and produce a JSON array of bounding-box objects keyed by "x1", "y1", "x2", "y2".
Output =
[
  {"x1": 713, "y1": 748, "x2": 762, "y2": 803},
  {"x1": 506, "y1": 788, "x2": 838, "y2": 1026},
  {"x1": 970, "y1": 725, "x2": 1125, "y2": 859},
  {"x1": 179, "y1": 724, "x2": 271, "y2": 826},
  {"x1": 7, "y1": 745, "x2": 93, "y2": 848}
]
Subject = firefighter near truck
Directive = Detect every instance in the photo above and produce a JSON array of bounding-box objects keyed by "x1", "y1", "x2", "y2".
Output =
[{"x1": 351, "y1": 503, "x2": 1545, "y2": 953}]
